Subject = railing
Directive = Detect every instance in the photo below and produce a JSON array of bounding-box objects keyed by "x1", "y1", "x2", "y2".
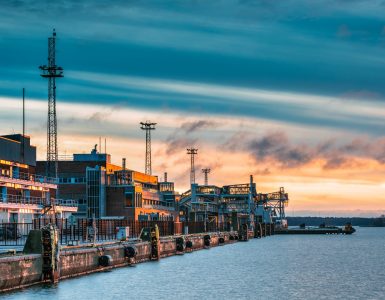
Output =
[
  {"x1": 58, "y1": 154, "x2": 73, "y2": 161},
  {"x1": 142, "y1": 204, "x2": 175, "y2": 211},
  {"x1": 0, "y1": 171, "x2": 58, "y2": 185},
  {"x1": 55, "y1": 199, "x2": 78, "y2": 207},
  {"x1": 0, "y1": 195, "x2": 77, "y2": 207},
  {"x1": 0, "y1": 222, "x2": 34, "y2": 246},
  {"x1": 0, "y1": 194, "x2": 46, "y2": 206},
  {"x1": 0, "y1": 219, "x2": 231, "y2": 246},
  {"x1": 190, "y1": 203, "x2": 218, "y2": 213}
]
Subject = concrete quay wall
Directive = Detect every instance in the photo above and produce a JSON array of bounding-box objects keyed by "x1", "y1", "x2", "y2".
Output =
[{"x1": 0, "y1": 232, "x2": 237, "y2": 293}]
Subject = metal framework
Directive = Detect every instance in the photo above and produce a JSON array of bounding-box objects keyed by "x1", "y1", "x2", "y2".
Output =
[
  {"x1": 187, "y1": 148, "x2": 198, "y2": 185},
  {"x1": 39, "y1": 29, "x2": 63, "y2": 179},
  {"x1": 202, "y1": 168, "x2": 211, "y2": 185},
  {"x1": 256, "y1": 187, "x2": 289, "y2": 222},
  {"x1": 140, "y1": 121, "x2": 156, "y2": 175}
]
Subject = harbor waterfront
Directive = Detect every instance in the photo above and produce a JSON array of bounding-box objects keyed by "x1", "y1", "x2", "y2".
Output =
[
  {"x1": 1, "y1": 227, "x2": 384, "y2": 300},
  {"x1": 1, "y1": 2, "x2": 385, "y2": 299}
]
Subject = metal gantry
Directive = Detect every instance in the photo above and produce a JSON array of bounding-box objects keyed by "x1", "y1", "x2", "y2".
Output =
[
  {"x1": 187, "y1": 148, "x2": 198, "y2": 185},
  {"x1": 39, "y1": 29, "x2": 63, "y2": 179},
  {"x1": 202, "y1": 168, "x2": 211, "y2": 185},
  {"x1": 140, "y1": 121, "x2": 156, "y2": 175}
]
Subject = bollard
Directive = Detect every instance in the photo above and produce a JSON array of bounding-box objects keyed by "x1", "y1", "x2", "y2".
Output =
[{"x1": 239, "y1": 224, "x2": 249, "y2": 241}]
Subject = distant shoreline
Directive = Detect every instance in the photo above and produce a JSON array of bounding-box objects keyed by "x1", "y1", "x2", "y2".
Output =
[{"x1": 286, "y1": 216, "x2": 385, "y2": 227}]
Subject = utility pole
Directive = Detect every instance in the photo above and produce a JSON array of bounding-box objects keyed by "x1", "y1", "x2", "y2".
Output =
[
  {"x1": 202, "y1": 168, "x2": 211, "y2": 186},
  {"x1": 187, "y1": 148, "x2": 198, "y2": 185},
  {"x1": 140, "y1": 121, "x2": 156, "y2": 175},
  {"x1": 39, "y1": 29, "x2": 63, "y2": 179},
  {"x1": 248, "y1": 175, "x2": 254, "y2": 231},
  {"x1": 21, "y1": 88, "x2": 25, "y2": 163}
]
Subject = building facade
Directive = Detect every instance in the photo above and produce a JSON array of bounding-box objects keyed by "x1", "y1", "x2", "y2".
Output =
[
  {"x1": 106, "y1": 170, "x2": 178, "y2": 220},
  {"x1": 0, "y1": 134, "x2": 77, "y2": 223},
  {"x1": 37, "y1": 147, "x2": 179, "y2": 220},
  {"x1": 36, "y1": 146, "x2": 120, "y2": 218}
]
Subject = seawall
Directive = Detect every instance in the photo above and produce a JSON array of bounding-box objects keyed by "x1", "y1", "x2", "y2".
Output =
[{"x1": 0, "y1": 231, "x2": 246, "y2": 293}]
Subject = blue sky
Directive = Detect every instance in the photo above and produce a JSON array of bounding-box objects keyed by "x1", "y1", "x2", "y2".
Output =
[
  {"x1": 1, "y1": 1, "x2": 385, "y2": 133},
  {"x1": 1, "y1": 0, "x2": 385, "y2": 215}
]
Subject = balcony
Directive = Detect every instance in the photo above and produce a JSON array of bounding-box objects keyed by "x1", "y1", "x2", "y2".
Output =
[
  {"x1": 0, "y1": 194, "x2": 77, "y2": 211},
  {"x1": 142, "y1": 204, "x2": 175, "y2": 211},
  {"x1": 0, "y1": 171, "x2": 58, "y2": 189}
]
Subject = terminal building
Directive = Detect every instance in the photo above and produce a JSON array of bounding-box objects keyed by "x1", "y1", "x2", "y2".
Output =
[
  {"x1": 179, "y1": 182, "x2": 255, "y2": 229},
  {"x1": 179, "y1": 176, "x2": 288, "y2": 229},
  {"x1": 37, "y1": 147, "x2": 178, "y2": 221},
  {"x1": 0, "y1": 134, "x2": 77, "y2": 223}
]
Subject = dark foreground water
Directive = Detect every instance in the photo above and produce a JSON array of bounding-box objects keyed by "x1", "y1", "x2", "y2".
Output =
[{"x1": 2, "y1": 227, "x2": 385, "y2": 300}]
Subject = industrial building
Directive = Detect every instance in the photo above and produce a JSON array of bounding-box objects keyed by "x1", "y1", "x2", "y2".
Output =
[
  {"x1": 106, "y1": 171, "x2": 178, "y2": 221},
  {"x1": 37, "y1": 147, "x2": 179, "y2": 221},
  {"x1": 36, "y1": 146, "x2": 121, "y2": 218},
  {"x1": 179, "y1": 177, "x2": 288, "y2": 230},
  {"x1": 0, "y1": 134, "x2": 77, "y2": 223}
]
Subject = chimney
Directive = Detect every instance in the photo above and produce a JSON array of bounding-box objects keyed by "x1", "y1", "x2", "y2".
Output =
[
  {"x1": 122, "y1": 158, "x2": 126, "y2": 170},
  {"x1": 164, "y1": 172, "x2": 168, "y2": 182}
]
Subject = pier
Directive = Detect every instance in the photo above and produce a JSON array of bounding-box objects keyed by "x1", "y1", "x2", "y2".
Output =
[{"x1": 0, "y1": 222, "x2": 274, "y2": 293}]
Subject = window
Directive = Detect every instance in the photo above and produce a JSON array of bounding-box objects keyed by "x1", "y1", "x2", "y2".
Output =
[{"x1": 125, "y1": 193, "x2": 133, "y2": 207}]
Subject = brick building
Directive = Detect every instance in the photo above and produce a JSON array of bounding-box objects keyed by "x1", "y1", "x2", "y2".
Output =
[
  {"x1": 37, "y1": 146, "x2": 179, "y2": 220},
  {"x1": 106, "y1": 170, "x2": 178, "y2": 221}
]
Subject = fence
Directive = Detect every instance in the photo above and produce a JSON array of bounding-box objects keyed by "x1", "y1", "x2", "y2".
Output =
[
  {"x1": 0, "y1": 223, "x2": 34, "y2": 246},
  {"x1": 0, "y1": 219, "x2": 231, "y2": 246}
]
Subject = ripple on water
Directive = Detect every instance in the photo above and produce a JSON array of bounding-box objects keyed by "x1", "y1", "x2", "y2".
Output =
[{"x1": 2, "y1": 228, "x2": 385, "y2": 300}]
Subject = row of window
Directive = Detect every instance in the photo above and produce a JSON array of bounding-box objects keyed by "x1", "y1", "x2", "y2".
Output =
[
  {"x1": 0, "y1": 168, "x2": 10, "y2": 176},
  {"x1": 59, "y1": 177, "x2": 86, "y2": 184}
]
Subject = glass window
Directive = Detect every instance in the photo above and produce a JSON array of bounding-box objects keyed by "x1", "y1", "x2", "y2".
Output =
[{"x1": 125, "y1": 193, "x2": 133, "y2": 207}]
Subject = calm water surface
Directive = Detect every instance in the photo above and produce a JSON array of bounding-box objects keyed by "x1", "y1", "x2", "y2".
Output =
[{"x1": 2, "y1": 227, "x2": 385, "y2": 300}]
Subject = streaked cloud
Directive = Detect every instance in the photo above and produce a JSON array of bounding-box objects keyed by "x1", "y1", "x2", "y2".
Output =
[{"x1": 1, "y1": 1, "x2": 385, "y2": 216}]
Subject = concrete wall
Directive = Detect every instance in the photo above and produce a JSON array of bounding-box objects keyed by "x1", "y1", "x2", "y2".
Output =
[
  {"x1": 0, "y1": 232, "x2": 237, "y2": 293},
  {"x1": 0, "y1": 254, "x2": 42, "y2": 292},
  {"x1": 59, "y1": 241, "x2": 151, "y2": 278}
]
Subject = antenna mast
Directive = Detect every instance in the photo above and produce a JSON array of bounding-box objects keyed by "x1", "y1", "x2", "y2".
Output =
[
  {"x1": 39, "y1": 29, "x2": 63, "y2": 178},
  {"x1": 202, "y1": 168, "x2": 211, "y2": 185},
  {"x1": 140, "y1": 121, "x2": 156, "y2": 175},
  {"x1": 21, "y1": 88, "x2": 25, "y2": 163},
  {"x1": 187, "y1": 148, "x2": 198, "y2": 185}
]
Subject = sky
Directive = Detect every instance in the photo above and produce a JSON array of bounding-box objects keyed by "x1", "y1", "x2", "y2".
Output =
[{"x1": 1, "y1": 0, "x2": 385, "y2": 217}]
